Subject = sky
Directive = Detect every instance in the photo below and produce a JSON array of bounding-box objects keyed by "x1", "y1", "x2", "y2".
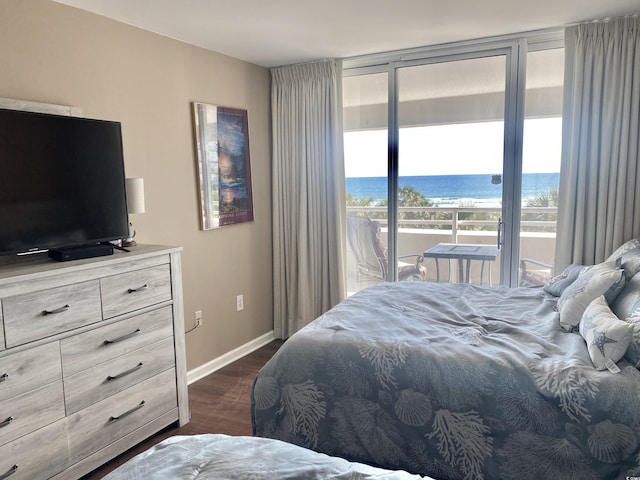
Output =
[{"x1": 344, "y1": 117, "x2": 562, "y2": 178}]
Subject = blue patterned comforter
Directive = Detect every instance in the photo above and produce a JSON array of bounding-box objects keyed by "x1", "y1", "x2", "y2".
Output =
[{"x1": 251, "y1": 282, "x2": 640, "y2": 480}]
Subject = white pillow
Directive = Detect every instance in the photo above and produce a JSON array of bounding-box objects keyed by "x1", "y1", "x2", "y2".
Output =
[
  {"x1": 579, "y1": 296, "x2": 633, "y2": 371},
  {"x1": 558, "y1": 261, "x2": 625, "y2": 332}
]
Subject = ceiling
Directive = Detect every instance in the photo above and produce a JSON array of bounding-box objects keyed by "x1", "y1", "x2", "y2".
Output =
[{"x1": 54, "y1": 0, "x2": 640, "y2": 68}]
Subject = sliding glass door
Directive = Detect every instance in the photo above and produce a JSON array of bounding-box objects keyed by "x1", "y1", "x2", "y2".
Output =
[
  {"x1": 397, "y1": 55, "x2": 506, "y2": 284},
  {"x1": 343, "y1": 32, "x2": 564, "y2": 292}
]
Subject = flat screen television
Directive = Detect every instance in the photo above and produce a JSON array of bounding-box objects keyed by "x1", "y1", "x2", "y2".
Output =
[{"x1": 0, "y1": 108, "x2": 130, "y2": 257}]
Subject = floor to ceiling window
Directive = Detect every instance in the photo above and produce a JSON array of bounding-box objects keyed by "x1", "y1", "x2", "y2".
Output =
[
  {"x1": 344, "y1": 72, "x2": 389, "y2": 293},
  {"x1": 343, "y1": 32, "x2": 564, "y2": 293}
]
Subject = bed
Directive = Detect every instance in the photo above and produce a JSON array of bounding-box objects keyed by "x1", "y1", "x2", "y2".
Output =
[
  {"x1": 251, "y1": 240, "x2": 640, "y2": 480},
  {"x1": 102, "y1": 434, "x2": 431, "y2": 479}
]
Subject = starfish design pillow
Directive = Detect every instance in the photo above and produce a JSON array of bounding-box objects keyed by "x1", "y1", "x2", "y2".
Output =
[
  {"x1": 579, "y1": 295, "x2": 633, "y2": 371},
  {"x1": 591, "y1": 329, "x2": 618, "y2": 356}
]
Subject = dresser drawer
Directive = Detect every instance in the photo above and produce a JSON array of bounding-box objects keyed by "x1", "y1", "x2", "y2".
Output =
[
  {"x1": 0, "y1": 342, "x2": 62, "y2": 402},
  {"x1": 0, "y1": 381, "x2": 65, "y2": 447},
  {"x1": 64, "y1": 336, "x2": 176, "y2": 414},
  {"x1": 3, "y1": 280, "x2": 102, "y2": 347},
  {"x1": 61, "y1": 305, "x2": 174, "y2": 376},
  {"x1": 0, "y1": 419, "x2": 69, "y2": 480},
  {"x1": 67, "y1": 368, "x2": 177, "y2": 463},
  {"x1": 101, "y1": 264, "x2": 172, "y2": 319}
]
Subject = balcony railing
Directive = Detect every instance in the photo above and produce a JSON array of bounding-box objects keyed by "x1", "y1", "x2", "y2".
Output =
[
  {"x1": 345, "y1": 205, "x2": 557, "y2": 292},
  {"x1": 346, "y1": 205, "x2": 557, "y2": 242}
]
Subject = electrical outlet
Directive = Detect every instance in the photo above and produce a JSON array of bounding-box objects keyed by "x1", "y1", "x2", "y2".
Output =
[
  {"x1": 236, "y1": 294, "x2": 244, "y2": 311},
  {"x1": 195, "y1": 310, "x2": 203, "y2": 327}
]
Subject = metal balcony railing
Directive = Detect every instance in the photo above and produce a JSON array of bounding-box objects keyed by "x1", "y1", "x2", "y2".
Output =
[
  {"x1": 346, "y1": 205, "x2": 557, "y2": 242},
  {"x1": 345, "y1": 205, "x2": 558, "y2": 293}
]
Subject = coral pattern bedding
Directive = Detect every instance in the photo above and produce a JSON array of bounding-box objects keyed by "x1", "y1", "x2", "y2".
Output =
[{"x1": 251, "y1": 281, "x2": 640, "y2": 480}]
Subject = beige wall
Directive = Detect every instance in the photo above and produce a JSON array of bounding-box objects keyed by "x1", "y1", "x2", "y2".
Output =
[{"x1": 0, "y1": 0, "x2": 273, "y2": 370}]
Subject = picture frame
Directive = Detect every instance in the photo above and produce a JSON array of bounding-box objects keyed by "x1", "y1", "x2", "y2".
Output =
[{"x1": 192, "y1": 102, "x2": 254, "y2": 229}]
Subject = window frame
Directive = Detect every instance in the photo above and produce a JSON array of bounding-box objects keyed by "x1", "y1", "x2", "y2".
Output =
[{"x1": 343, "y1": 29, "x2": 564, "y2": 286}]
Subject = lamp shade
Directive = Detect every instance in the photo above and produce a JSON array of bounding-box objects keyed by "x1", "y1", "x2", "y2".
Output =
[{"x1": 125, "y1": 177, "x2": 146, "y2": 214}]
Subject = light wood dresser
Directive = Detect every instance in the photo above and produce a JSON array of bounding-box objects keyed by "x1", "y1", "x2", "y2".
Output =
[{"x1": 0, "y1": 245, "x2": 189, "y2": 479}]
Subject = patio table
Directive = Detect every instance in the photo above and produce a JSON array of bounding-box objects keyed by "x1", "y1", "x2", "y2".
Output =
[{"x1": 423, "y1": 243, "x2": 500, "y2": 285}]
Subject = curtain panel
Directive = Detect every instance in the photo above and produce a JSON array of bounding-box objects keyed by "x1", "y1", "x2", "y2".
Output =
[
  {"x1": 556, "y1": 16, "x2": 640, "y2": 268},
  {"x1": 271, "y1": 59, "x2": 346, "y2": 338}
]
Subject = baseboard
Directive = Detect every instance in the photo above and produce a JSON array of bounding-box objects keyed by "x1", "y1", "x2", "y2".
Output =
[{"x1": 187, "y1": 331, "x2": 275, "y2": 385}]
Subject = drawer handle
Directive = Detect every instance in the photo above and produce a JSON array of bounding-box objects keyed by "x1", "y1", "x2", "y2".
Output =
[
  {"x1": 42, "y1": 304, "x2": 70, "y2": 316},
  {"x1": 0, "y1": 417, "x2": 13, "y2": 429},
  {"x1": 107, "y1": 362, "x2": 144, "y2": 381},
  {"x1": 0, "y1": 373, "x2": 8, "y2": 383},
  {"x1": 0, "y1": 465, "x2": 18, "y2": 480},
  {"x1": 103, "y1": 328, "x2": 141, "y2": 345},
  {"x1": 109, "y1": 400, "x2": 145, "y2": 421},
  {"x1": 127, "y1": 284, "x2": 148, "y2": 293}
]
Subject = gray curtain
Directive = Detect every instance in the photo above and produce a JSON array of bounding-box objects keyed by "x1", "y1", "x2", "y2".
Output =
[
  {"x1": 556, "y1": 16, "x2": 640, "y2": 269},
  {"x1": 271, "y1": 59, "x2": 346, "y2": 339}
]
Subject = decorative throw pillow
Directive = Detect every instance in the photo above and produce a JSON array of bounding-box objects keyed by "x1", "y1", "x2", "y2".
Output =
[
  {"x1": 543, "y1": 264, "x2": 589, "y2": 297},
  {"x1": 624, "y1": 317, "x2": 640, "y2": 368},
  {"x1": 611, "y1": 271, "x2": 640, "y2": 320},
  {"x1": 604, "y1": 270, "x2": 640, "y2": 368},
  {"x1": 558, "y1": 261, "x2": 625, "y2": 332},
  {"x1": 579, "y1": 296, "x2": 633, "y2": 371},
  {"x1": 606, "y1": 238, "x2": 640, "y2": 280}
]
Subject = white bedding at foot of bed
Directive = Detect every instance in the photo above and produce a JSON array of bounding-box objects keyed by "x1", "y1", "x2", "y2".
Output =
[{"x1": 103, "y1": 434, "x2": 432, "y2": 479}]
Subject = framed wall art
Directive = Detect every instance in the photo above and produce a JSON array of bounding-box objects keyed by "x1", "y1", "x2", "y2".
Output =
[{"x1": 192, "y1": 102, "x2": 254, "y2": 229}]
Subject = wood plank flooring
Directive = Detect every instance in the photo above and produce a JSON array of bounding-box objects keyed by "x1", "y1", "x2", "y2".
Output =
[{"x1": 82, "y1": 340, "x2": 283, "y2": 479}]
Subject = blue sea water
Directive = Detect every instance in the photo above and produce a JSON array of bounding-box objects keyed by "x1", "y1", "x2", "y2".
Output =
[{"x1": 346, "y1": 173, "x2": 559, "y2": 206}]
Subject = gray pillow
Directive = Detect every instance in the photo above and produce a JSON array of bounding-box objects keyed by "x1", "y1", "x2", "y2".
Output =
[
  {"x1": 606, "y1": 238, "x2": 640, "y2": 280},
  {"x1": 624, "y1": 317, "x2": 640, "y2": 368},
  {"x1": 558, "y1": 261, "x2": 625, "y2": 332},
  {"x1": 543, "y1": 264, "x2": 589, "y2": 297},
  {"x1": 611, "y1": 271, "x2": 640, "y2": 320},
  {"x1": 605, "y1": 271, "x2": 640, "y2": 368}
]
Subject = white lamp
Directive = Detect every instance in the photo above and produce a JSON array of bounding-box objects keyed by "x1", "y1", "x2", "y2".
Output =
[{"x1": 123, "y1": 177, "x2": 145, "y2": 247}]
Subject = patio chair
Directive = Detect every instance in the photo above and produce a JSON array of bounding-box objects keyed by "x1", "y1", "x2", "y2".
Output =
[
  {"x1": 519, "y1": 258, "x2": 553, "y2": 287},
  {"x1": 346, "y1": 214, "x2": 427, "y2": 282}
]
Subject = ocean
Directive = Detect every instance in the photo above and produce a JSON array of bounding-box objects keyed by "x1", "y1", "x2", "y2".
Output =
[{"x1": 346, "y1": 172, "x2": 559, "y2": 206}]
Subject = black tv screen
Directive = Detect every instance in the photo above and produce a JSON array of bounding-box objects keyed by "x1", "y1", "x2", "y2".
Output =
[{"x1": 0, "y1": 108, "x2": 130, "y2": 256}]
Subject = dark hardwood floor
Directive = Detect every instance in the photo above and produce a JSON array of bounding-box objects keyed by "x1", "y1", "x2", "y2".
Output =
[{"x1": 82, "y1": 339, "x2": 283, "y2": 479}]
